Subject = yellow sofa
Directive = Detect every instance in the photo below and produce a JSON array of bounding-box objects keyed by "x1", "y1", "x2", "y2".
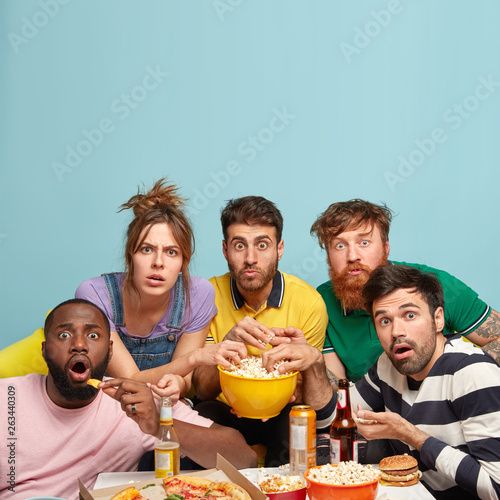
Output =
[{"x1": 0, "y1": 327, "x2": 47, "y2": 378}]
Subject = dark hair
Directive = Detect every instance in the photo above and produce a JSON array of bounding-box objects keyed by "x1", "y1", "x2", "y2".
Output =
[
  {"x1": 44, "y1": 299, "x2": 111, "y2": 337},
  {"x1": 220, "y1": 196, "x2": 284, "y2": 241},
  {"x1": 119, "y1": 178, "x2": 194, "y2": 303},
  {"x1": 362, "y1": 264, "x2": 444, "y2": 317},
  {"x1": 311, "y1": 199, "x2": 393, "y2": 249}
]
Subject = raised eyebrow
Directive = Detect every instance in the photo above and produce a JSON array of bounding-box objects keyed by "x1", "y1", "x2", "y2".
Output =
[
  {"x1": 399, "y1": 302, "x2": 421, "y2": 310},
  {"x1": 254, "y1": 235, "x2": 273, "y2": 243},
  {"x1": 55, "y1": 322, "x2": 73, "y2": 330},
  {"x1": 230, "y1": 236, "x2": 247, "y2": 246},
  {"x1": 358, "y1": 232, "x2": 374, "y2": 240},
  {"x1": 374, "y1": 302, "x2": 421, "y2": 318},
  {"x1": 85, "y1": 323, "x2": 104, "y2": 330},
  {"x1": 373, "y1": 309, "x2": 388, "y2": 319}
]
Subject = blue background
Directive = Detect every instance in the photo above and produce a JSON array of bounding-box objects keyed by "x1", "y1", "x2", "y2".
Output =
[{"x1": 1, "y1": 0, "x2": 499, "y2": 349}]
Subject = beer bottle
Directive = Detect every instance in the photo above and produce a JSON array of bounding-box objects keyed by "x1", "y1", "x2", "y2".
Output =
[
  {"x1": 155, "y1": 397, "x2": 180, "y2": 477},
  {"x1": 329, "y1": 379, "x2": 358, "y2": 463}
]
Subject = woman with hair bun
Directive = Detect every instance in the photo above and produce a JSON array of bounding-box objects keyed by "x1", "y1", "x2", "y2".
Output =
[{"x1": 75, "y1": 178, "x2": 245, "y2": 395}]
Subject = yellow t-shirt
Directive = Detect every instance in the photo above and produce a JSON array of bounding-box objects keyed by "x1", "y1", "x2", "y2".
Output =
[{"x1": 208, "y1": 271, "x2": 327, "y2": 403}]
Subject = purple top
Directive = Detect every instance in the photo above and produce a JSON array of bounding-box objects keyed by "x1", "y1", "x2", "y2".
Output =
[{"x1": 75, "y1": 273, "x2": 217, "y2": 339}]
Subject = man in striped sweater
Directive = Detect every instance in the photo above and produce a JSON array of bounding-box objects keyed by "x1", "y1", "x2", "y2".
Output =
[{"x1": 264, "y1": 264, "x2": 500, "y2": 499}]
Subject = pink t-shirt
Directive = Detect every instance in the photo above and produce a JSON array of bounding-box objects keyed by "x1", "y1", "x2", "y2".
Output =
[{"x1": 0, "y1": 374, "x2": 211, "y2": 500}]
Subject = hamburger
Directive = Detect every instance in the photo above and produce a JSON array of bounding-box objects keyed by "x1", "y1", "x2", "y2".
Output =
[{"x1": 378, "y1": 454, "x2": 421, "y2": 487}]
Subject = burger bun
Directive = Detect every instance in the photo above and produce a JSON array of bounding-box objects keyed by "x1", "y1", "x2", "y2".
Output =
[{"x1": 379, "y1": 455, "x2": 421, "y2": 487}]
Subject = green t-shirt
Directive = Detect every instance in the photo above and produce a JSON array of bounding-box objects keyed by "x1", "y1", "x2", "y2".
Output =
[{"x1": 319, "y1": 261, "x2": 491, "y2": 382}]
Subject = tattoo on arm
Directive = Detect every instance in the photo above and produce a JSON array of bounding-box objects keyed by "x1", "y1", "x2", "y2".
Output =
[
  {"x1": 474, "y1": 310, "x2": 500, "y2": 366},
  {"x1": 326, "y1": 368, "x2": 339, "y2": 390},
  {"x1": 474, "y1": 310, "x2": 500, "y2": 339}
]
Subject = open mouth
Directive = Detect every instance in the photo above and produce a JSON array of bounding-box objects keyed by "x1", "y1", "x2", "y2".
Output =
[
  {"x1": 68, "y1": 358, "x2": 90, "y2": 382},
  {"x1": 393, "y1": 345, "x2": 413, "y2": 360},
  {"x1": 71, "y1": 362, "x2": 87, "y2": 374}
]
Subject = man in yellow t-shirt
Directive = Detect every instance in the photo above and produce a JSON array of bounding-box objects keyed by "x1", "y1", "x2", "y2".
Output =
[{"x1": 193, "y1": 196, "x2": 327, "y2": 467}]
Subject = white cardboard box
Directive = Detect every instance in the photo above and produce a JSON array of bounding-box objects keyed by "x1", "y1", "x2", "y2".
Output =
[{"x1": 79, "y1": 455, "x2": 268, "y2": 500}]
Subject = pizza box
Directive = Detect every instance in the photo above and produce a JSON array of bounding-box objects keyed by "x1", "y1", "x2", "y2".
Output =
[{"x1": 79, "y1": 454, "x2": 268, "y2": 500}]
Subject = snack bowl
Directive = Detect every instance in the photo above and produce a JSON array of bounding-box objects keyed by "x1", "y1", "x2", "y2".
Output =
[
  {"x1": 217, "y1": 366, "x2": 298, "y2": 419},
  {"x1": 256, "y1": 471, "x2": 307, "y2": 500},
  {"x1": 305, "y1": 464, "x2": 380, "y2": 500},
  {"x1": 265, "y1": 487, "x2": 307, "y2": 500}
]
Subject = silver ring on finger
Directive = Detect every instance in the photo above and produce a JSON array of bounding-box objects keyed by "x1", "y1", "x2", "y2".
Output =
[{"x1": 131, "y1": 403, "x2": 137, "y2": 415}]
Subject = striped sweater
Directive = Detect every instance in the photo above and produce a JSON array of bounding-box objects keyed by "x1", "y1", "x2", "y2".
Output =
[{"x1": 319, "y1": 335, "x2": 500, "y2": 499}]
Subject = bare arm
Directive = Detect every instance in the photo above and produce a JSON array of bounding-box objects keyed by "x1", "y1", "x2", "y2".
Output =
[
  {"x1": 192, "y1": 364, "x2": 222, "y2": 401},
  {"x1": 174, "y1": 420, "x2": 258, "y2": 469},
  {"x1": 261, "y1": 344, "x2": 334, "y2": 410},
  {"x1": 466, "y1": 309, "x2": 500, "y2": 365},
  {"x1": 105, "y1": 327, "x2": 245, "y2": 394},
  {"x1": 324, "y1": 352, "x2": 347, "y2": 380}
]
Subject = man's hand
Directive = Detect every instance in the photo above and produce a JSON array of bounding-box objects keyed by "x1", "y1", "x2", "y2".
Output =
[
  {"x1": 224, "y1": 316, "x2": 276, "y2": 351},
  {"x1": 355, "y1": 406, "x2": 429, "y2": 451},
  {"x1": 261, "y1": 344, "x2": 322, "y2": 374},
  {"x1": 191, "y1": 340, "x2": 248, "y2": 369},
  {"x1": 150, "y1": 374, "x2": 183, "y2": 404},
  {"x1": 100, "y1": 377, "x2": 160, "y2": 436},
  {"x1": 269, "y1": 327, "x2": 308, "y2": 346}
]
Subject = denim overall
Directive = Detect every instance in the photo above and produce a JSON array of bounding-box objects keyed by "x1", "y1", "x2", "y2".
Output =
[{"x1": 102, "y1": 273, "x2": 185, "y2": 370}]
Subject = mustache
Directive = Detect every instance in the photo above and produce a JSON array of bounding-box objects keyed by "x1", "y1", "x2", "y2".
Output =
[{"x1": 390, "y1": 338, "x2": 417, "y2": 351}]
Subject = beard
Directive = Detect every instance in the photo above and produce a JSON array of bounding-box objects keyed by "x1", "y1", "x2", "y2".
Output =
[
  {"x1": 228, "y1": 257, "x2": 279, "y2": 294},
  {"x1": 45, "y1": 353, "x2": 110, "y2": 402},
  {"x1": 329, "y1": 254, "x2": 389, "y2": 311},
  {"x1": 387, "y1": 322, "x2": 437, "y2": 376}
]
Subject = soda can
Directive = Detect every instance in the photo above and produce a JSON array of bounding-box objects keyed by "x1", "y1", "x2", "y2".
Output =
[{"x1": 289, "y1": 405, "x2": 316, "y2": 475}]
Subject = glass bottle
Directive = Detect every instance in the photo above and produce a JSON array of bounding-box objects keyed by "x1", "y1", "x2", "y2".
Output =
[
  {"x1": 329, "y1": 379, "x2": 358, "y2": 463},
  {"x1": 155, "y1": 397, "x2": 180, "y2": 478}
]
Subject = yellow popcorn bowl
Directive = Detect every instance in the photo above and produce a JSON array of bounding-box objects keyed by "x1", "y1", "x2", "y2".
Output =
[{"x1": 218, "y1": 366, "x2": 298, "y2": 419}]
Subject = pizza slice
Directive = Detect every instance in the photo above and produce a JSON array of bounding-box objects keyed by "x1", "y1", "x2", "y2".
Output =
[
  {"x1": 163, "y1": 475, "x2": 216, "y2": 499},
  {"x1": 207, "y1": 481, "x2": 251, "y2": 500},
  {"x1": 163, "y1": 476, "x2": 252, "y2": 500}
]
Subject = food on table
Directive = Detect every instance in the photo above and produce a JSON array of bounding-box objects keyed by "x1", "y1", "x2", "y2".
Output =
[
  {"x1": 378, "y1": 454, "x2": 421, "y2": 487},
  {"x1": 87, "y1": 378, "x2": 101, "y2": 389},
  {"x1": 258, "y1": 473, "x2": 305, "y2": 493},
  {"x1": 110, "y1": 486, "x2": 145, "y2": 500},
  {"x1": 163, "y1": 475, "x2": 251, "y2": 500},
  {"x1": 220, "y1": 356, "x2": 291, "y2": 378},
  {"x1": 109, "y1": 476, "x2": 252, "y2": 500},
  {"x1": 305, "y1": 462, "x2": 381, "y2": 485}
]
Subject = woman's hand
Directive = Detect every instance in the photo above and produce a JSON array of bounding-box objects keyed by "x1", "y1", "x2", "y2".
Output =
[{"x1": 150, "y1": 374, "x2": 183, "y2": 404}]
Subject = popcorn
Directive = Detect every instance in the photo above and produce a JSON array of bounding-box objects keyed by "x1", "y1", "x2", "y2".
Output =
[
  {"x1": 220, "y1": 356, "x2": 290, "y2": 379},
  {"x1": 307, "y1": 462, "x2": 381, "y2": 485},
  {"x1": 258, "y1": 473, "x2": 304, "y2": 493}
]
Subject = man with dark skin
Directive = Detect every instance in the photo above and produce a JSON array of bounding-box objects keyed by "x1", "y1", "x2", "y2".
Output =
[{"x1": 0, "y1": 299, "x2": 256, "y2": 500}]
